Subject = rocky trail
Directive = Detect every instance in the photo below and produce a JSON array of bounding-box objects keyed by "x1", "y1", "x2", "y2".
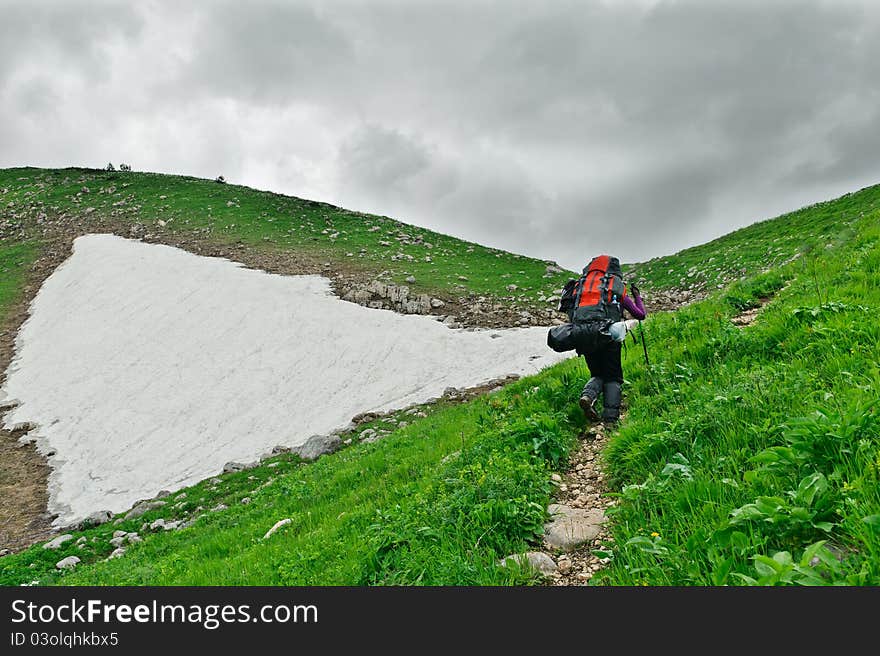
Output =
[{"x1": 500, "y1": 416, "x2": 617, "y2": 585}]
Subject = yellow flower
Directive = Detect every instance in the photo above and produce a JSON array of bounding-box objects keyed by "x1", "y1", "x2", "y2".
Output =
[{"x1": 650, "y1": 532, "x2": 660, "y2": 538}]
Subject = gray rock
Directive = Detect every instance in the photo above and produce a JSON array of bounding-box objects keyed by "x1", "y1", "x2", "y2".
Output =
[
  {"x1": 108, "y1": 547, "x2": 126, "y2": 559},
  {"x1": 223, "y1": 461, "x2": 259, "y2": 473},
  {"x1": 43, "y1": 534, "x2": 74, "y2": 550},
  {"x1": 543, "y1": 504, "x2": 605, "y2": 551},
  {"x1": 263, "y1": 518, "x2": 292, "y2": 540},
  {"x1": 109, "y1": 536, "x2": 126, "y2": 548},
  {"x1": 430, "y1": 298, "x2": 445, "y2": 308},
  {"x1": 0, "y1": 548, "x2": 9, "y2": 557},
  {"x1": 77, "y1": 510, "x2": 113, "y2": 529},
  {"x1": 405, "y1": 275, "x2": 416, "y2": 283},
  {"x1": 56, "y1": 556, "x2": 80, "y2": 570},
  {"x1": 499, "y1": 552, "x2": 558, "y2": 577},
  {"x1": 155, "y1": 490, "x2": 171, "y2": 499},
  {"x1": 124, "y1": 500, "x2": 166, "y2": 520},
  {"x1": 149, "y1": 519, "x2": 166, "y2": 531},
  {"x1": 294, "y1": 434, "x2": 342, "y2": 461},
  {"x1": 112, "y1": 530, "x2": 127, "y2": 538}
]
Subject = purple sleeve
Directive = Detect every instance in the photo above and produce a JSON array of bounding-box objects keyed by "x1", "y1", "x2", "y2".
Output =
[{"x1": 622, "y1": 293, "x2": 646, "y2": 320}]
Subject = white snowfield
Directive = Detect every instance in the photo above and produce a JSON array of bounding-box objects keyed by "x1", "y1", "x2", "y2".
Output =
[{"x1": 1, "y1": 234, "x2": 572, "y2": 526}]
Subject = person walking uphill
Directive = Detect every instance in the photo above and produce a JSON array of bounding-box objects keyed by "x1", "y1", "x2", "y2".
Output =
[{"x1": 548, "y1": 254, "x2": 646, "y2": 425}]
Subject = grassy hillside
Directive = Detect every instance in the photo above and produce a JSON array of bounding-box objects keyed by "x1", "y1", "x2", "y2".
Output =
[
  {"x1": 0, "y1": 170, "x2": 878, "y2": 585},
  {"x1": 624, "y1": 184, "x2": 880, "y2": 295},
  {"x1": 0, "y1": 167, "x2": 573, "y2": 312}
]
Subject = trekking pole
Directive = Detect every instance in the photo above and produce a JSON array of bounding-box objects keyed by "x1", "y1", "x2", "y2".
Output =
[{"x1": 638, "y1": 320, "x2": 650, "y2": 367}]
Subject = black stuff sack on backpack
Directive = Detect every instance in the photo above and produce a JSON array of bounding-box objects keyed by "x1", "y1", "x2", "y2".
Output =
[
  {"x1": 547, "y1": 323, "x2": 577, "y2": 352},
  {"x1": 547, "y1": 321, "x2": 610, "y2": 353}
]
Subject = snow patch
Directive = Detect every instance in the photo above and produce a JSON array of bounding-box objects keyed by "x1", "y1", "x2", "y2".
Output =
[{"x1": 2, "y1": 234, "x2": 571, "y2": 525}]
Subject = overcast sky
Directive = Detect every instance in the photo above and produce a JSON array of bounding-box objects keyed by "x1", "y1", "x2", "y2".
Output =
[{"x1": 2, "y1": 1, "x2": 879, "y2": 270}]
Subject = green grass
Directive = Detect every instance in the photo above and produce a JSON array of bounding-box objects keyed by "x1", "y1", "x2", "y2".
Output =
[
  {"x1": 0, "y1": 240, "x2": 39, "y2": 318},
  {"x1": 0, "y1": 366, "x2": 586, "y2": 586},
  {"x1": 624, "y1": 183, "x2": 880, "y2": 295},
  {"x1": 0, "y1": 167, "x2": 878, "y2": 585},
  {"x1": 598, "y1": 213, "x2": 880, "y2": 584}
]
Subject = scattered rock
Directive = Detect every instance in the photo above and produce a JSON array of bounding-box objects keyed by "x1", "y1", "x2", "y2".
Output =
[
  {"x1": 543, "y1": 504, "x2": 605, "y2": 551},
  {"x1": 499, "y1": 552, "x2": 558, "y2": 577},
  {"x1": 263, "y1": 518, "x2": 291, "y2": 540},
  {"x1": 440, "y1": 450, "x2": 461, "y2": 464},
  {"x1": 77, "y1": 510, "x2": 113, "y2": 529},
  {"x1": 223, "y1": 461, "x2": 259, "y2": 473},
  {"x1": 124, "y1": 500, "x2": 166, "y2": 520},
  {"x1": 43, "y1": 534, "x2": 74, "y2": 550},
  {"x1": 56, "y1": 556, "x2": 80, "y2": 570},
  {"x1": 293, "y1": 434, "x2": 342, "y2": 461},
  {"x1": 211, "y1": 504, "x2": 228, "y2": 512},
  {"x1": 108, "y1": 547, "x2": 126, "y2": 559}
]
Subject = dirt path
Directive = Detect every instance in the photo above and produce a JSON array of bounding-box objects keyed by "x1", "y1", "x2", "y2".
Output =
[{"x1": 544, "y1": 418, "x2": 618, "y2": 585}]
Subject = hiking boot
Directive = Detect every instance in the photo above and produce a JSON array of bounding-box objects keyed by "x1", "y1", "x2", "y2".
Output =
[{"x1": 579, "y1": 395, "x2": 601, "y2": 422}]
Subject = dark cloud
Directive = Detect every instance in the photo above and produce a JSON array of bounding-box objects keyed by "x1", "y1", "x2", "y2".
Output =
[
  {"x1": 2, "y1": 1, "x2": 880, "y2": 271},
  {"x1": 171, "y1": 2, "x2": 354, "y2": 105}
]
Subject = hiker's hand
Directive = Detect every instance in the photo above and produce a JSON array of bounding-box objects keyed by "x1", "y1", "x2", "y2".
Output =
[{"x1": 631, "y1": 284, "x2": 641, "y2": 299}]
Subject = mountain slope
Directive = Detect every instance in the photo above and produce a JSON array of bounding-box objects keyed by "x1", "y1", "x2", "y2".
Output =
[{"x1": 0, "y1": 169, "x2": 878, "y2": 585}]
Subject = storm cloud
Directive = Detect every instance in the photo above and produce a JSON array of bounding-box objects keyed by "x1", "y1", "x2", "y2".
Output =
[{"x1": 2, "y1": 0, "x2": 879, "y2": 270}]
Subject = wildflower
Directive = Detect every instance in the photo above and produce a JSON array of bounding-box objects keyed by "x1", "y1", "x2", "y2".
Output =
[{"x1": 650, "y1": 531, "x2": 660, "y2": 538}]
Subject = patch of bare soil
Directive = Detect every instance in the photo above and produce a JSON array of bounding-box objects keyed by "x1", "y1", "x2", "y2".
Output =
[{"x1": 731, "y1": 288, "x2": 786, "y2": 327}]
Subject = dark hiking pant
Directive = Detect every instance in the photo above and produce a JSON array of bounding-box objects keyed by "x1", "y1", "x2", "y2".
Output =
[{"x1": 579, "y1": 340, "x2": 623, "y2": 421}]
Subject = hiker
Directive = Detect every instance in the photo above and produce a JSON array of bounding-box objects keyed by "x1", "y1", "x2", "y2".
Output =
[{"x1": 556, "y1": 255, "x2": 646, "y2": 425}]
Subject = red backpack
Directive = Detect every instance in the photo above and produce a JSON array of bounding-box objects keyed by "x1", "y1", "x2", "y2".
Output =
[{"x1": 560, "y1": 255, "x2": 627, "y2": 324}]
